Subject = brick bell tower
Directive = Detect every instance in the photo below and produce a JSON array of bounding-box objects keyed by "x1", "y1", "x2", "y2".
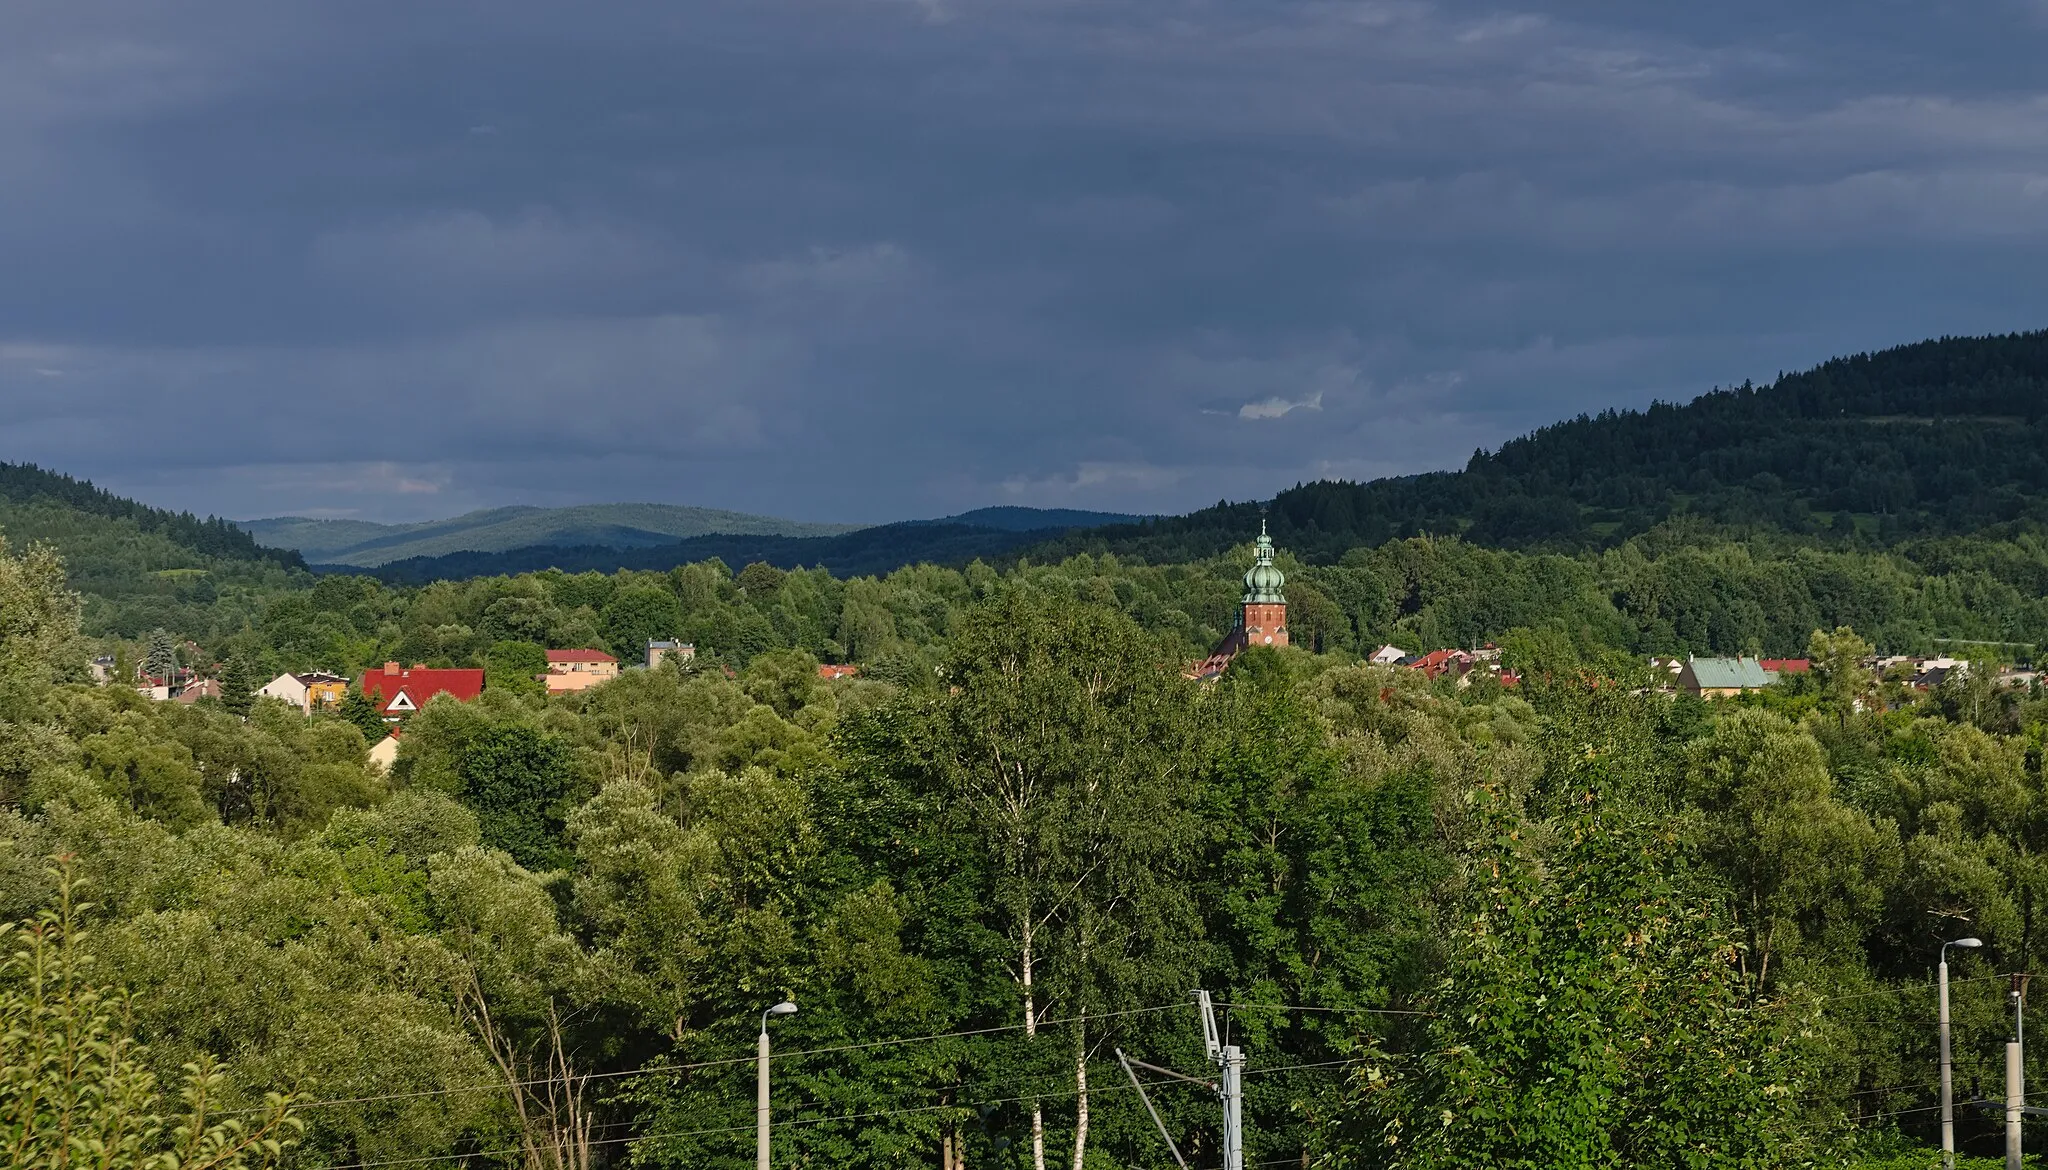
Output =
[{"x1": 1240, "y1": 520, "x2": 1288, "y2": 647}]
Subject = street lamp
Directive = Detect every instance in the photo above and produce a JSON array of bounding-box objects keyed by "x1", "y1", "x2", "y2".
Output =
[
  {"x1": 1942, "y1": 937, "x2": 1984, "y2": 1170},
  {"x1": 758, "y1": 1001, "x2": 798, "y2": 1170}
]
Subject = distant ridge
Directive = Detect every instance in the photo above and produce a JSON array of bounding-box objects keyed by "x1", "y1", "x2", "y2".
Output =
[
  {"x1": 1030, "y1": 329, "x2": 2048, "y2": 565},
  {"x1": 244, "y1": 503, "x2": 863, "y2": 567},
  {"x1": 326, "y1": 510, "x2": 1145, "y2": 584},
  {"x1": 920, "y1": 506, "x2": 1143, "y2": 532}
]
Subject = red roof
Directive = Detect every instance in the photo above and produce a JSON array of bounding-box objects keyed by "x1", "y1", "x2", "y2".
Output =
[
  {"x1": 1760, "y1": 658, "x2": 1811, "y2": 674},
  {"x1": 1407, "y1": 649, "x2": 1469, "y2": 680},
  {"x1": 547, "y1": 648, "x2": 617, "y2": 664},
  {"x1": 359, "y1": 664, "x2": 484, "y2": 715},
  {"x1": 818, "y1": 664, "x2": 860, "y2": 680}
]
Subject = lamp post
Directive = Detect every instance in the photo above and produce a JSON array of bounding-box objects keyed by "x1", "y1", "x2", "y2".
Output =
[
  {"x1": 758, "y1": 1001, "x2": 797, "y2": 1170},
  {"x1": 2009, "y1": 975, "x2": 2030, "y2": 1170},
  {"x1": 1942, "y1": 938, "x2": 1983, "y2": 1170}
]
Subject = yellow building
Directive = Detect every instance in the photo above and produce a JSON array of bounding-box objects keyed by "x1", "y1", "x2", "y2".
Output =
[{"x1": 546, "y1": 649, "x2": 620, "y2": 694}]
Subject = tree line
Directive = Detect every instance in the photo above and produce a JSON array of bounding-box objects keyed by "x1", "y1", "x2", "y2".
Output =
[{"x1": 74, "y1": 520, "x2": 2048, "y2": 703}]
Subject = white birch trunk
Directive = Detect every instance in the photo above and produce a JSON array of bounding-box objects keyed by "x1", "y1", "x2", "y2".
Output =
[
  {"x1": 1070, "y1": 1038, "x2": 1089, "y2": 1170},
  {"x1": 1024, "y1": 920, "x2": 1046, "y2": 1170}
]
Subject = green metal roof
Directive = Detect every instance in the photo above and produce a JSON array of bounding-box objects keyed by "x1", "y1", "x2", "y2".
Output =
[
  {"x1": 1242, "y1": 521, "x2": 1287, "y2": 604},
  {"x1": 1685, "y1": 657, "x2": 1771, "y2": 690}
]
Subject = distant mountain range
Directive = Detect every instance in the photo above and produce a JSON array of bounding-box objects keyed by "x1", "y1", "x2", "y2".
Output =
[
  {"x1": 241, "y1": 503, "x2": 1146, "y2": 576},
  {"x1": 240, "y1": 504, "x2": 867, "y2": 567},
  {"x1": 353, "y1": 520, "x2": 1114, "y2": 584}
]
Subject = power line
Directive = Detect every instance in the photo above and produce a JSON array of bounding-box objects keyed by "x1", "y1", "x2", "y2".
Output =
[
  {"x1": 1822, "y1": 974, "x2": 2007, "y2": 1005},
  {"x1": 320, "y1": 1053, "x2": 1359, "y2": 1167},
  {"x1": 1218, "y1": 1001, "x2": 1436, "y2": 1017},
  {"x1": 260, "y1": 999, "x2": 1199, "y2": 1116},
  {"x1": 1864, "y1": 1084, "x2": 2048, "y2": 1123},
  {"x1": 324, "y1": 1066, "x2": 1196, "y2": 1168}
]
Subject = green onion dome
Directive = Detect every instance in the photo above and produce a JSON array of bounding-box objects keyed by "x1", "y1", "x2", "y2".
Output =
[{"x1": 1242, "y1": 521, "x2": 1287, "y2": 604}]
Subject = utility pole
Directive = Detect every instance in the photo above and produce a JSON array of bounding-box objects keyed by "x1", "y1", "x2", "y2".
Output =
[
  {"x1": 1943, "y1": 937, "x2": 1984, "y2": 1170},
  {"x1": 1197, "y1": 991, "x2": 1244, "y2": 1170},
  {"x1": 1120, "y1": 992, "x2": 1249, "y2": 1170}
]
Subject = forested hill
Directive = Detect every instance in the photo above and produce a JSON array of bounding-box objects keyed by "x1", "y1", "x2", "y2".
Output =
[
  {"x1": 0, "y1": 463, "x2": 302, "y2": 569},
  {"x1": 0, "y1": 463, "x2": 309, "y2": 640},
  {"x1": 1036, "y1": 330, "x2": 2048, "y2": 564}
]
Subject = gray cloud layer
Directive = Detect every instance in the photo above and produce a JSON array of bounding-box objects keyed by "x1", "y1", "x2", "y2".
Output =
[{"x1": 4, "y1": 0, "x2": 2047, "y2": 523}]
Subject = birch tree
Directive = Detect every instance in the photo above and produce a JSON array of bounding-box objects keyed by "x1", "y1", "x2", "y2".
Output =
[{"x1": 932, "y1": 595, "x2": 1199, "y2": 1170}]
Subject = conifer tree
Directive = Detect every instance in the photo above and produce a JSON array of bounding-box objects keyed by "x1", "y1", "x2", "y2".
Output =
[
  {"x1": 220, "y1": 655, "x2": 258, "y2": 716},
  {"x1": 142, "y1": 628, "x2": 180, "y2": 685}
]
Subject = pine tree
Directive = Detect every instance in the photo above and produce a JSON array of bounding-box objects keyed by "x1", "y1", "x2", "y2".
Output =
[
  {"x1": 141, "y1": 629, "x2": 179, "y2": 686},
  {"x1": 220, "y1": 655, "x2": 257, "y2": 717}
]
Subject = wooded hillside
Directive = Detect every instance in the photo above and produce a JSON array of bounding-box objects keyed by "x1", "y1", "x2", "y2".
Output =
[{"x1": 1037, "y1": 330, "x2": 2048, "y2": 564}]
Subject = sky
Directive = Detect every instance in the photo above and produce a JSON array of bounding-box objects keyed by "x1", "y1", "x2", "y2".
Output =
[{"x1": 5, "y1": 1, "x2": 2048, "y2": 526}]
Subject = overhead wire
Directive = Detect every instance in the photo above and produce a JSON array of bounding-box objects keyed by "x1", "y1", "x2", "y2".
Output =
[
  {"x1": 1821, "y1": 974, "x2": 2008, "y2": 1005},
  {"x1": 246, "y1": 999, "x2": 1200, "y2": 1115},
  {"x1": 325, "y1": 1058, "x2": 1310, "y2": 1170},
  {"x1": 1218, "y1": 1001, "x2": 1437, "y2": 1017}
]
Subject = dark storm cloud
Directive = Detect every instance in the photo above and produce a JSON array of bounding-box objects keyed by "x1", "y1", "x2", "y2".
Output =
[{"x1": 4, "y1": 0, "x2": 2047, "y2": 522}]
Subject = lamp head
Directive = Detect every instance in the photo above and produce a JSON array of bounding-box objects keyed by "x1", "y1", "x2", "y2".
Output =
[
  {"x1": 1954, "y1": 938, "x2": 1984, "y2": 948},
  {"x1": 759, "y1": 1000, "x2": 798, "y2": 1034}
]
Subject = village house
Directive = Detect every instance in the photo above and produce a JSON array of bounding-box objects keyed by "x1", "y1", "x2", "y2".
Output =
[
  {"x1": 1995, "y1": 664, "x2": 2040, "y2": 689},
  {"x1": 134, "y1": 665, "x2": 197, "y2": 701},
  {"x1": 1405, "y1": 648, "x2": 1472, "y2": 681},
  {"x1": 175, "y1": 679, "x2": 223, "y2": 705},
  {"x1": 257, "y1": 671, "x2": 351, "y2": 715},
  {"x1": 1677, "y1": 656, "x2": 1773, "y2": 698},
  {"x1": 1399, "y1": 648, "x2": 1518, "y2": 689},
  {"x1": 1368, "y1": 644, "x2": 1409, "y2": 665},
  {"x1": 545, "y1": 648, "x2": 619, "y2": 694},
  {"x1": 818, "y1": 664, "x2": 859, "y2": 681},
  {"x1": 358, "y1": 662, "x2": 485, "y2": 721},
  {"x1": 367, "y1": 731, "x2": 401, "y2": 773},
  {"x1": 1913, "y1": 664, "x2": 1962, "y2": 691},
  {"x1": 646, "y1": 640, "x2": 694, "y2": 670}
]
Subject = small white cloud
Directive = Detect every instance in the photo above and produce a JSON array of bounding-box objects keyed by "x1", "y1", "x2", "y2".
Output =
[{"x1": 1238, "y1": 389, "x2": 1325, "y2": 419}]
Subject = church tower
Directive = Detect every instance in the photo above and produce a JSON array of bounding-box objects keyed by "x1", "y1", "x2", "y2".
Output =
[{"x1": 1239, "y1": 521, "x2": 1288, "y2": 648}]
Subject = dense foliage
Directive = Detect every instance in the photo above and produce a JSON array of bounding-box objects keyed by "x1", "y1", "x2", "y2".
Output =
[{"x1": 6, "y1": 519, "x2": 2048, "y2": 1166}]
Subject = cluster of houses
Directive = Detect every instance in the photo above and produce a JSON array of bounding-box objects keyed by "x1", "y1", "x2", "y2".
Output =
[
  {"x1": 1871, "y1": 655, "x2": 2039, "y2": 692},
  {"x1": 1367, "y1": 643, "x2": 1523, "y2": 689}
]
